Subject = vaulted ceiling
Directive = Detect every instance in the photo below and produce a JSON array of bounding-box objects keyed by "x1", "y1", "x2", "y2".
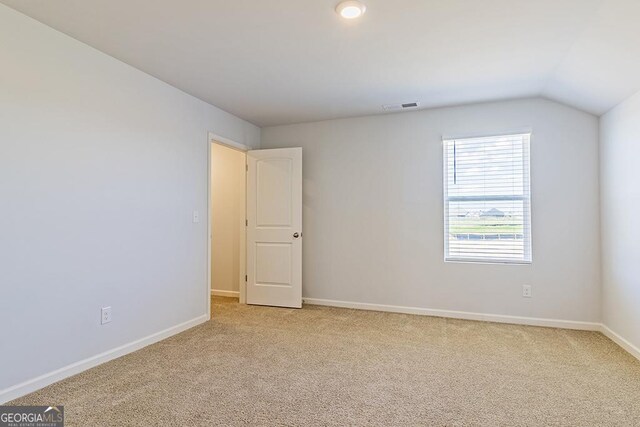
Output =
[{"x1": 3, "y1": 0, "x2": 640, "y2": 126}]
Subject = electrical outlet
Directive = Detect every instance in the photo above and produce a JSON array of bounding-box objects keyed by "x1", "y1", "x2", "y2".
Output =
[
  {"x1": 192, "y1": 210, "x2": 200, "y2": 223},
  {"x1": 101, "y1": 306, "x2": 112, "y2": 324},
  {"x1": 522, "y1": 285, "x2": 532, "y2": 298}
]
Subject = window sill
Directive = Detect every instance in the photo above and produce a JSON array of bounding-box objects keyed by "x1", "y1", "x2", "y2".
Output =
[{"x1": 445, "y1": 258, "x2": 532, "y2": 266}]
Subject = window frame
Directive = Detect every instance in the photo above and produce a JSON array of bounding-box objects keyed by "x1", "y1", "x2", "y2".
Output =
[{"x1": 442, "y1": 132, "x2": 532, "y2": 265}]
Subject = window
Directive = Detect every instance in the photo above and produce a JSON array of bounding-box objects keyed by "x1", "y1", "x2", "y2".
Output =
[{"x1": 443, "y1": 133, "x2": 531, "y2": 264}]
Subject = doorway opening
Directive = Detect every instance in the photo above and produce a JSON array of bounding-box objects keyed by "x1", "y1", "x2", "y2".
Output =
[
  {"x1": 208, "y1": 135, "x2": 248, "y2": 319},
  {"x1": 207, "y1": 135, "x2": 303, "y2": 317}
]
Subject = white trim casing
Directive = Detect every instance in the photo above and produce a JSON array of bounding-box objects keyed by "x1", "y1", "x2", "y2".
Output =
[
  {"x1": 4, "y1": 305, "x2": 638, "y2": 405},
  {"x1": 0, "y1": 315, "x2": 208, "y2": 404},
  {"x1": 600, "y1": 324, "x2": 640, "y2": 362},
  {"x1": 302, "y1": 298, "x2": 600, "y2": 331},
  {"x1": 442, "y1": 133, "x2": 532, "y2": 265},
  {"x1": 207, "y1": 136, "x2": 212, "y2": 320},
  {"x1": 208, "y1": 133, "x2": 249, "y2": 314},
  {"x1": 211, "y1": 290, "x2": 240, "y2": 298},
  {"x1": 302, "y1": 298, "x2": 640, "y2": 362},
  {"x1": 208, "y1": 132, "x2": 250, "y2": 152},
  {"x1": 441, "y1": 128, "x2": 534, "y2": 142}
]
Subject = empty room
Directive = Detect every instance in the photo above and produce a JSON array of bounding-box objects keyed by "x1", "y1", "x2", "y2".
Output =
[{"x1": 1, "y1": 1, "x2": 639, "y2": 426}]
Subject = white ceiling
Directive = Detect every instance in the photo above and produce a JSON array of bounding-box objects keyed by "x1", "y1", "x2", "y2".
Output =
[{"x1": 3, "y1": 0, "x2": 640, "y2": 126}]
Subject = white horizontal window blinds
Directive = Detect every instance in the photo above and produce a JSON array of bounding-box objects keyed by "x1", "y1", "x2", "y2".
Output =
[{"x1": 443, "y1": 133, "x2": 532, "y2": 263}]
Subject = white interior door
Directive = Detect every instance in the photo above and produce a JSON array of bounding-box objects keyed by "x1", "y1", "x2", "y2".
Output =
[{"x1": 246, "y1": 147, "x2": 302, "y2": 308}]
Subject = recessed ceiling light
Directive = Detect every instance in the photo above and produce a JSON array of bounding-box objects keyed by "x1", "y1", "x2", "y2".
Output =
[{"x1": 336, "y1": 1, "x2": 366, "y2": 19}]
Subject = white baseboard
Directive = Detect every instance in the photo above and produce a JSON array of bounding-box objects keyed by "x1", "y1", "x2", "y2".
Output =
[
  {"x1": 600, "y1": 324, "x2": 640, "y2": 362},
  {"x1": 211, "y1": 289, "x2": 239, "y2": 298},
  {"x1": 0, "y1": 314, "x2": 208, "y2": 404},
  {"x1": 303, "y1": 298, "x2": 601, "y2": 331},
  {"x1": 3, "y1": 302, "x2": 636, "y2": 405}
]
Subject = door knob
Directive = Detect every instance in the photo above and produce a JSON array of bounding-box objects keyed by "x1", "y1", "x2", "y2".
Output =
[{"x1": 293, "y1": 232, "x2": 300, "y2": 238}]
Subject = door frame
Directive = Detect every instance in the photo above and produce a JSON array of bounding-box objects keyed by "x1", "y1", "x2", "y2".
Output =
[{"x1": 207, "y1": 132, "x2": 249, "y2": 320}]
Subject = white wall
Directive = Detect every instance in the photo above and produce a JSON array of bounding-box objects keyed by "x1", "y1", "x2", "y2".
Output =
[
  {"x1": 211, "y1": 144, "x2": 245, "y2": 294},
  {"x1": 262, "y1": 98, "x2": 601, "y2": 323},
  {"x1": 600, "y1": 89, "x2": 640, "y2": 354},
  {"x1": 0, "y1": 4, "x2": 259, "y2": 397}
]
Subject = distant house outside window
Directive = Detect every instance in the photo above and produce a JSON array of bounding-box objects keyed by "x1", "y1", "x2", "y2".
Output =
[{"x1": 443, "y1": 133, "x2": 532, "y2": 264}]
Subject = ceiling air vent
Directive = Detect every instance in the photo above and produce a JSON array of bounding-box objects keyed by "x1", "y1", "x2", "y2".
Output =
[{"x1": 382, "y1": 101, "x2": 420, "y2": 112}]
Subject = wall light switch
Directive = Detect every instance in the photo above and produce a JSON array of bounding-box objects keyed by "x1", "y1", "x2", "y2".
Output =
[{"x1": 193, "y1": 210, "x2": 200, "y2": 223}]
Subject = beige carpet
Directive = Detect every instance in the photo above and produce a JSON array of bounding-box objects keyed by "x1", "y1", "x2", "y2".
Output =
[{"x1": 10, "y1": 297, "x2": 640, "y2": 426}]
